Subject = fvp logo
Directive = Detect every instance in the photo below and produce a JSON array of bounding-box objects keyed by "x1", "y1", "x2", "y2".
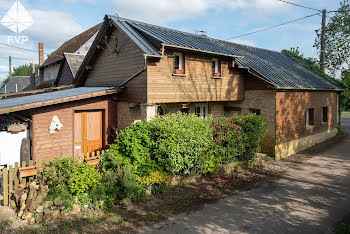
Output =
[{"x1": 0, "y1": 0, "x2": 34, "y2": 44}]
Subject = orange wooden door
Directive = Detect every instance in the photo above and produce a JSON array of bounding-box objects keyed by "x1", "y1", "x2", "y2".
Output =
[
  {"x1": 74, "y1": 111, "x2": 103, "y2": 156},
  {"x1": 82, "y1": 111, "x2": 103, "y2": 155}
]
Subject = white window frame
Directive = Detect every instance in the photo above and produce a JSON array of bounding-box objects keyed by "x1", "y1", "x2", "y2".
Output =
[
  {"x1": 306, "y1": 109, "x2": 310, "y2": 126},
  {"x1": 174, "y1": 52, "x2": 183, "y2": 70},
  {"x1": 212, "y1": 58, "x2": 219, "y2": 74},
  {"x1": 195, "y1": 103, "x2": 208, "y2": 118}
]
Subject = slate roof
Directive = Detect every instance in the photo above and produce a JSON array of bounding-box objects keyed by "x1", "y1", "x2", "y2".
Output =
[
  {"x1": 64, "y1": 53, "x2": 85, "y2": 78},
  {"x1": 0, "y1": 76, "x2": 32, "y2": 94},
  {"x1": 41, "y1": 23, "x2": 102, "y2": 67},
  {"x1": 109, "y1": 16, "x2": 342, "y2": 90},
  {"x1": 0, "y1": 87, "x2": 117, "y2": 111}
]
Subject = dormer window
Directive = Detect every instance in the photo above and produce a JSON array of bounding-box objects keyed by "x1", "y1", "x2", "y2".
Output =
[
  {"x1": 212, "y1": 58, "x2": 221, "y2": 78},
  {"x1": 173, "y1": 52, "x2": 184, "y2": 74}
]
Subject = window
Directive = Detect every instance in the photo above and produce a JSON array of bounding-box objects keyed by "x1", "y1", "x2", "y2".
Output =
[
  {"x1": 306, "y1": 108, "x2": 314, "y2": 126},
  {"x1": 157, "y1": 105, "x2": 165, "y2": 116},
  {"x1": 250, "y1": 108, "x2": 261, "y2": 116},
  {"x1": 322, "y1": 107, "x2": 328, "y2": 123},
  {"x1": 173, "y1": 52, "x2": 184, "y2": 74},
  {"x1": 212, "y1": 58, "x2": 221, "y2": 77},
  {"x1": 195, "y1": 103, "x2": 208, "y2": 118}
]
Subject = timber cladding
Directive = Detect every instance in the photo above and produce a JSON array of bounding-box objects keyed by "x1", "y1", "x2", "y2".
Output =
[
  {"x1": 147, "y1": 50, "x2": 245, "y2": 103},
  {"x1": 276, "y1": 91, "x2": 338, "y2": 144},
  {"x1": 83, "y1": 26, "x2": 147, "y2": 103},
  {"x1": 31, "y1": 96, "x2": 117, "y2": 164}
]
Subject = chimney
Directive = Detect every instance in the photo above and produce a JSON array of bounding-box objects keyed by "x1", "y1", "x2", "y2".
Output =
[
  {"x1": 39, "y1": 42, "x2": 44, "y2": 66},
  {"x1": 30, "y1": 63, "x2": 35, "y2": 89},
  {"x1": 38, "y1": 42, "x2": 44, "y2": 83}
]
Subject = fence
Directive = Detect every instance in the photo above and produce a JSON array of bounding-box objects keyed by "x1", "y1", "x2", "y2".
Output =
[{"x1": 0, "y1": 150, "x2": 104, "y2": 206}]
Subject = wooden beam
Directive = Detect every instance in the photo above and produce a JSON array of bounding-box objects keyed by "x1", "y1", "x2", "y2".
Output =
[{"x1": 0, "y1": 88, "x2": 122, "y2": 115}]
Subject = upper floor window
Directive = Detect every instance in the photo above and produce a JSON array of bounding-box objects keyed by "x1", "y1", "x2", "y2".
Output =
[
  {"x1": 173, "y1": 52, "x2": 184, "y2": 74},
  {"x1": 212, "y1": 58, "x2": 221, "y2": 77},
  {"x1": 322, "y1": 107, "x2": 328, "y2": 123},
  {"x1": 306, "y1": 108, "x2": 314, "y2": 126}
]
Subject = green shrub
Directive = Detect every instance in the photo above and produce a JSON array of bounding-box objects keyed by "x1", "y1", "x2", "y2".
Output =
[
  {"x1": 212, "y1": 118, "x2": 244, "y2": 163},
  {"x1": 68, "y1": 162, "x2": 101, "y2": 195},
  {"x1": 149, "y1": 113, "x2": 214, "y2": 175},
  {"x1": 102, "y1": 113, "x2": 214, "y2": 177},
  {"x1": 43, "y1": 157, "x2": 100, "y2": 196},
  {"x1": 211, "y1": 114, "x2": 267, "y2": 162},
  {"x1": 42, "y1": 157, "x2": 75, "y2": 194},
  {"x1": 231, "y1": 113, "x2": 267, "y2": 158},
  {"x1": 101, "y1": 121, "x2": 158, "y2": 178}
]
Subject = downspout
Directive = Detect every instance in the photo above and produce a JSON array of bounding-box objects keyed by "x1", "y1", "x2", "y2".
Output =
[{"x1": 120, "y1": 54, "x2": 148, "y2": 86}]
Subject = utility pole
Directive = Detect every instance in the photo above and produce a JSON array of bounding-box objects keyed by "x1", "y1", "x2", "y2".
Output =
[
  {"x1": 320, "y1": 9, "x2": 326, "y2": 72},
  {"x1": 9, "y1": 56, "x2": 12, "y2": 79}
]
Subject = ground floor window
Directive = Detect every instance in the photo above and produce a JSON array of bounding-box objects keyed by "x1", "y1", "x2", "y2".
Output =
[
  {"x1": 249, "y1": 108, "x2": 261, "y2": 115},
  {"x1": 306, "y1": 108, "x2": 314, "y2": 126},
  {"x1": 157, "y1": 105, "x2": 165, "y2": 116},
  {"x1": 195, "y1": 103, "x2": 208, "y2": 118},
  {"x1": 322, "y1": 107, "x2": 328, "y2": 123}
]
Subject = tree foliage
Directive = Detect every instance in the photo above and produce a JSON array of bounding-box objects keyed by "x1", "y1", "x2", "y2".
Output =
[
  {"x1": 282, "y1": 47, "x2": 350, "y2": 111},
  {"x1": 314, "y1": 0, "x2": 350, "y2": 75},
  {"x1": 281, "y1": 47, "x2": 343, "y2": 87}
]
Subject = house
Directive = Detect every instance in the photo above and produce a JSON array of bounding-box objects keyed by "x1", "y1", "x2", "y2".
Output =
[
  {"x1": 38, "y1": 23, "x2": 102, "y2": 87},
  {"x1": 0, "y1": 15, "x2": 342, "y2": 165},
  {"x1": 55, "y1": 53, "x2": 85, "y2": 86},
  {"x1": 0, "y1": 76, "x2": 32, "y2": 94}
]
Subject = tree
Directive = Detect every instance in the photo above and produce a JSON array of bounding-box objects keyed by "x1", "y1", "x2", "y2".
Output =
[
  {"x1": 314, "y1": 0, "x2": 350, "y2": 75},
  {"x1": 0, "y1": 64, "x2": 38, "y2": 90},
  {"x1": 281, "y1": 47, "x2": 343, "y2": 86},
  {"x1": 341, "y1": 69, "x2": 350, "y2": 111}
]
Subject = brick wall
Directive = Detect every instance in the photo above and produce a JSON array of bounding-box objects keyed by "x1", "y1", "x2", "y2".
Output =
[
  {"x1": 31, "y1": 96, "x2": 117, "y2": 164},
  {"x1": 276, "y1": 91, "x2": 338, "y2": 144}
]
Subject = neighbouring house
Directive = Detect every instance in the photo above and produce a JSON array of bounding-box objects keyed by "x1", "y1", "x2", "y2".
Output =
[
  {"x1": 0, "y1": 15, "x2": 343, "y2": 166},
  {"x1": 38, "y1": 23, "x2": 102, "y2": 87},
  {"x1": 55, "y1": 53, "x2": 85, "y2": 86},
  {"x1": 0, "y1": 76, "x2": 32, "y2": 94}
]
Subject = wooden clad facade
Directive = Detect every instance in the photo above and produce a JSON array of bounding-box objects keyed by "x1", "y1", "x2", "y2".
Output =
[
  {"x1": 56, "y1": 60, "x2": 74, "y2": 86},
  {"x1": 147, "y1": 51, "x2": 245, "y2": 103},
  {"x1": 83, "y1": 27, "x2": 147, "y2": 103},
  {"x1": 31, "y1": 96, "x2": 117, "y2": 164}
]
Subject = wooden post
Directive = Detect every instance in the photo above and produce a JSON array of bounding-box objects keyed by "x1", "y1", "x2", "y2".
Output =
[
  {"x1": 9, "y1": 56, "x2": 12, "y2": 80},
  {"x1": 14, "y1": 162, "x2": 19, "y2": 189},
  {"x1": 3, "y1": 167, "x2": 8, "y2": 206},
  {"x1": 29, "y1": 160, "x2": 34, "y2": 182},
  {"x1": 8, "y1": 166, "x2": 13, "y2": 204},
  {"x1": 20, "y1": 161, "x2": 26, "y2": 186},
  {"x1": 320, "y1": 9, "x2": 326, "y2": 72},
  {"x1": 30, "y1": 63, "x2": 35, "y2": 89}
]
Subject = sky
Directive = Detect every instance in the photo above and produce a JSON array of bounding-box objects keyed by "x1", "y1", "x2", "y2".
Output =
[{"x1": 0, "y1": 0, "x2": 344, "y2": 82}]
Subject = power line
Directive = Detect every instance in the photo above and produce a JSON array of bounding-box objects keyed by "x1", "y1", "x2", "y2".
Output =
[
  {"x1": 0, "y1": 42, "x2": 48, "y2": 54},
  {"x1": 276, "y1": 0, "x2": 321, "y2": 11},
  {"x1": 226, "y1": 13, "x2": 319, "y2": 40},
  {"x1": 0, "y1": 56, "x2": 38, "y2": 63}
]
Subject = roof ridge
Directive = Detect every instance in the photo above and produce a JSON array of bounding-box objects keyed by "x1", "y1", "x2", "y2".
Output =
[{"x1": 109, "y1": 15, "x2": 283, "y2": 55}]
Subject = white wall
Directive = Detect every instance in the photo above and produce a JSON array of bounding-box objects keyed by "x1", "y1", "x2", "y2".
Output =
[{"x1": 0, "y1": 130, "x2": 27, "y2": 167}]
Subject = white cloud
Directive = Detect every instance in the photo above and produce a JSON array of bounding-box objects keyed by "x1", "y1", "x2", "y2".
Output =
[
  {"x1": 0, "y1": 65, "x2": 7, "y2": 73},
  {"x1": 229, "y1": 38, "x2": 256, "y2": 47},
  {"x1": 26, "y1": 10, "x2": 84, "y2": 50}
]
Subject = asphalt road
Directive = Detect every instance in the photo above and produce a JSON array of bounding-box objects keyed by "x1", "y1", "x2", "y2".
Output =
[{"x1": 138, "y1": 114, "x2": 350, "y2": 234}]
